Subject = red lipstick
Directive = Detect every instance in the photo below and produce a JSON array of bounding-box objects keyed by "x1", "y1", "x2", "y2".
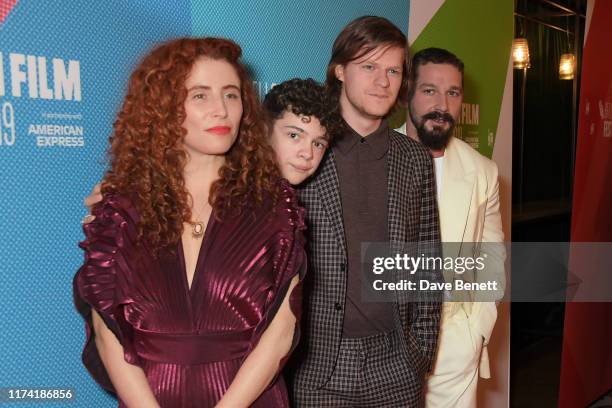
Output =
[
  {"x1": 291, "y1": 164, "x2": 313, "y2": 172},
  {"x1": 206, "y1": 126, "x2": 231, "y2": 135}
]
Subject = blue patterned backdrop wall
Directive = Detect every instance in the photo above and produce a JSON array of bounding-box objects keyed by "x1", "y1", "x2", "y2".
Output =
[{"x1": 0, "y1": 1, "x2": 408, "y2": 406}]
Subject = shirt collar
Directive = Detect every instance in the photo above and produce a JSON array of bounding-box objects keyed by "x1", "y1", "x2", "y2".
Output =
[{"x1": 334, "y1": 120, "x2": 390, "y2": 159}]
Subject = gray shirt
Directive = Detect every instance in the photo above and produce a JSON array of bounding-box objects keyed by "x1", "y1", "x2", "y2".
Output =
[{"x1": 333, "y1": 121, "x2": 395, "y2": 337}]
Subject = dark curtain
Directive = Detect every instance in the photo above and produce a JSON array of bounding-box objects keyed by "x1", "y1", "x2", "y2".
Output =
[{"x1": 512, "y1": 19, "x2": 580, "y2": 207}]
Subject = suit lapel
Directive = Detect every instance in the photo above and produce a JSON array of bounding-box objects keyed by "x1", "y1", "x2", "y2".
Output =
[
  {"x1": 387, "y1": 132, "x2": 414, "y2": 246},
  {"x1": 387, "y1": 132, "x2": 418, "y2": 310},
  {"x1": 439, "y1": 138, "x2": 475, "y2": 253},
  {"x1": 316, "y1": 150, "x2": 347, "y2": 255}
]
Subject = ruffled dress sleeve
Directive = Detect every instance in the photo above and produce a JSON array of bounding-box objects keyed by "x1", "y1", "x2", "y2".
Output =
[
  {"x1": 247, "y1": 179, "x2": 307, "y2": 376},
  {"x1": 72, "y1": 193, "x2": 142, "y2": 393}
]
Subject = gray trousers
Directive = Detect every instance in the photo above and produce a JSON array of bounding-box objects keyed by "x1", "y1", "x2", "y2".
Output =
[{"x1": 292, "y1": 329, "x2": 424, "y2": 407}]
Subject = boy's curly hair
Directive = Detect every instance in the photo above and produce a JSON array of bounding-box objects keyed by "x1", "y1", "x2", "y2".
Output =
[{"x1": 263, "y1": 78, "x2": 344, "y2": 140}]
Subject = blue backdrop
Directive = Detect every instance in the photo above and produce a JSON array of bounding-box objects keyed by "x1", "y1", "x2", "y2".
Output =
[{"x1": 0, "y1": 1, "x2": 408, "y2": 406}]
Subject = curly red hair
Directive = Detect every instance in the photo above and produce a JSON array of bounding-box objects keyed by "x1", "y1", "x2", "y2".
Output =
[{"x1": 102, "y1": 37, "x2": 280, "y2": 254}]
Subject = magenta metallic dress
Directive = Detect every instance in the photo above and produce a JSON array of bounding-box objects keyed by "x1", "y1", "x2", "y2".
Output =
[{"x1": 73, "y1": 181, "x2": 306, "y2": 407}]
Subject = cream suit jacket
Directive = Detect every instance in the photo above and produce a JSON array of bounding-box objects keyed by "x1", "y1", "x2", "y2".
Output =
[{"x1": 438, "y1": 136, "x2": 506, "y2": 378}]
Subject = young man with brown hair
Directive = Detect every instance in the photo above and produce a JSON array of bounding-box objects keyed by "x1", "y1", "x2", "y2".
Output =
[{"x1": 291, "y1": 16, "x2": 442, "y2": 407}]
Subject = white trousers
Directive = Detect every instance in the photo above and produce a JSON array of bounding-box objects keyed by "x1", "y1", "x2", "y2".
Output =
[{"x1": 425, "y1": 304, "x2": 484, "y2": 408}]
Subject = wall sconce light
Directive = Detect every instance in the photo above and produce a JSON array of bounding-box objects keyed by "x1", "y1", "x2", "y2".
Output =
[
  {"x1": 512, "y1": 38, "x2": 530, "y2": 69},
  {"x1": 559, "y1": 53, "x2": 575, "y2": 80}
]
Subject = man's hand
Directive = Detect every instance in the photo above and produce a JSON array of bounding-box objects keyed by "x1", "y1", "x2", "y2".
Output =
[{"x1": 82, "y1": 183, "x2": 102, "y2": 224}]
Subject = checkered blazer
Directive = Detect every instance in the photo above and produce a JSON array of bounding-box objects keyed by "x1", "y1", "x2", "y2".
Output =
[{"x1": 292, "y1": 128, "x2": 442, "y2": 391}]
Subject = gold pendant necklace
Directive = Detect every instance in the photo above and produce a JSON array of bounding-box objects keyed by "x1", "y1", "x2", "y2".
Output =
[
  {"x1": 188, "y1": 199, "x2": 210, "y2": 239},
  {"x1": 188, "y1": 221, "x2": 205, "y2": 238}
]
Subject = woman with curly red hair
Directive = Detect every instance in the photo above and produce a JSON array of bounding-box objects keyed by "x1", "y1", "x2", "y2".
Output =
[{"x1": 73, "y1": 37, "x2": 306, "y2": 407}]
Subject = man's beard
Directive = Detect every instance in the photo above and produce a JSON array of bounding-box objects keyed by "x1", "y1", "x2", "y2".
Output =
[{"x1": 410, "y1": 110, "x2": 455, "y2": 150}]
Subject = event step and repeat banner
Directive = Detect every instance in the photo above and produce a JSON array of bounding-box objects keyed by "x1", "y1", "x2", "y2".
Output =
[
  {"x1": 0, "y1": 1, "x2": 408, "y2": 406},
  {"x1": 1, "y1": 1, "x2": 515, "y2": 406}
]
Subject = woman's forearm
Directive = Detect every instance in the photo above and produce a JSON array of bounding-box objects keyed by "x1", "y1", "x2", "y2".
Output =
[
  {"x1": 92, "y1": 310, "x2": 160, "y2": 408},
  {"x1": 215, "y1": 275, "x2": 299, "y2": 408}
]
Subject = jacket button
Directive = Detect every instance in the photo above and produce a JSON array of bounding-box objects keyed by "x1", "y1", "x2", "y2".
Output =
[
  {"x1": 340, "y1": 264, "x2": 346, "y2": 272},
  {"x1": 334, "y1": 302, "x2": 342, "y2": 311}
]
